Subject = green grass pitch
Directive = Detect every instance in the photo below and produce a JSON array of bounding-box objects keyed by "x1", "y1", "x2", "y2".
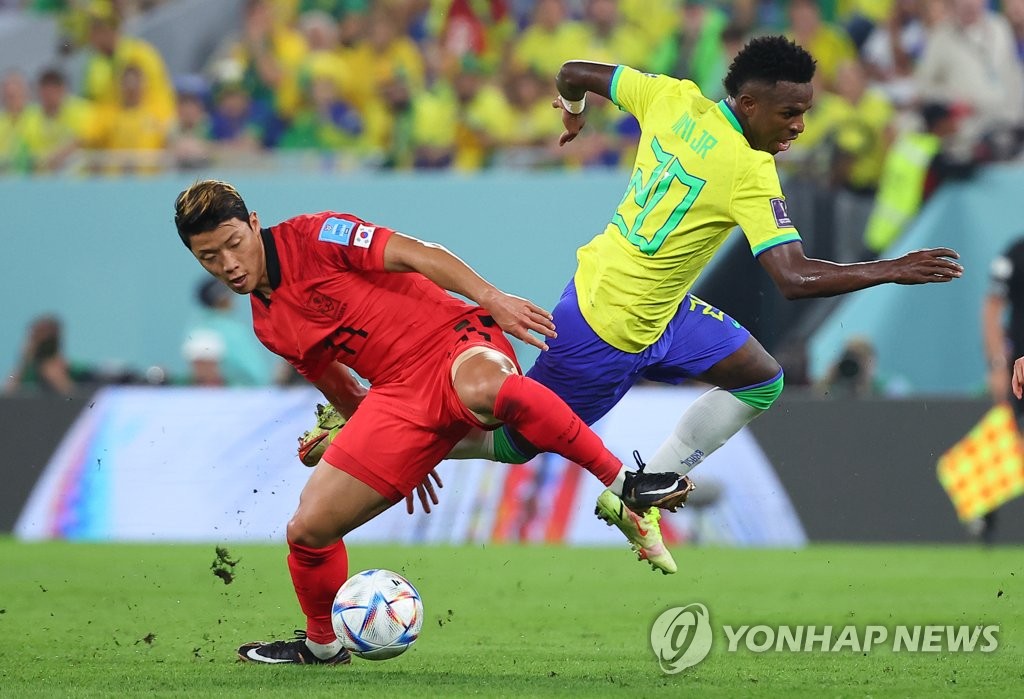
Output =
[{"x1": 0, "y1": 540, "x2": 1021, "y2": 697}]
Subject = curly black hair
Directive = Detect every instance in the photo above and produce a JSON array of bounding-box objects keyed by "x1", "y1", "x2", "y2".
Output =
[{"x1": 723, "y1": 35, "x2": 816, "y2": 97}]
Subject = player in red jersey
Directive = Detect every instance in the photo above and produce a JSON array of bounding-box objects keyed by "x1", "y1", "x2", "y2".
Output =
[{"x1": 174, "y1": 180, "x2": 693, "y2": 665}]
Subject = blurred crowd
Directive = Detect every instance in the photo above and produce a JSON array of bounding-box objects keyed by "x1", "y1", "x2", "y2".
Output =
[
  {"x1": 6, "y1": 0, "x2": 1024, "y2": 395},
  {"x1": 0, "y1": 0, "x2": 1022, "y2": 178}
]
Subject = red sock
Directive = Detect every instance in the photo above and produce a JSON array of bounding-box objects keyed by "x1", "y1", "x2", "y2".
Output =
[
  {"x1": 493, "y1": 374, "x2": 621, "y2": 486},
  {"x1": 287, "y1": 539, "x2": 348, "y2": 643}
]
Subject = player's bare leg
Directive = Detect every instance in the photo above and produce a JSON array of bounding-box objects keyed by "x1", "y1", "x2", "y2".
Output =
[{"x1": 238, "y1": 461, "x2": 393, "y2": 665}]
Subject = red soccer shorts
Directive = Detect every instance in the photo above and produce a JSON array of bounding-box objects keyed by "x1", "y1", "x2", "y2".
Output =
[{"x1": 321, "y1": 310, "x2": 522, "y2": 502}]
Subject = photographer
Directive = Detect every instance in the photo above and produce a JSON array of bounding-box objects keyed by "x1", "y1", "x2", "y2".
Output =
[{"x1": 4, "y1": 315, "x2": 92, "y2": 396}]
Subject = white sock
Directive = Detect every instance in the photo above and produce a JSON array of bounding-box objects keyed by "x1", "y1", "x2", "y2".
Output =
[
  {"x1": 446, "y1": 428, "x2": 496, "y2": 460},
  {"x1": 608, "y1": 465, "x2": 628, "y2": 495},
  {"x1": 306, "y1": 637, "x2": 343, "y2": 660},
  {"x1": 645, "y1": 388, "x2": 762, "y2": 476}
]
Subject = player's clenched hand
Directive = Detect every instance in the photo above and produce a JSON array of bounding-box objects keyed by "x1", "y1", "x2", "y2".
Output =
[
  {"x1": 552, "y1": 99, "x2": 586, "y2": 146},
  {"x1": 405, "y1": 469, "x2": 443, "y2": 515},
  {"x1": 890, "y1": 247, "x2": 963, "y2": 284},
  {"x1": 482, "y1": 290, "x2": 556, "y2": 351}
]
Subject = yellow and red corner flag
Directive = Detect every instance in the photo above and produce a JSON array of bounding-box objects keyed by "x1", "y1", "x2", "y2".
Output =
[{"x1": 937, "y1": 403, "x2": 1024, "y2": 521}]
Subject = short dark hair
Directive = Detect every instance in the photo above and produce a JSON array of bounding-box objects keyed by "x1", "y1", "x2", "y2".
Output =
[
  {"x1": 174, "y1": 180, "x2": 250, "y2": 248},
  {"x1": 38, "y1": 68, "x2": 65, "y2": 87},
  {"x1": 723, "y1": 35, "x2": 816, "y2": 97}
]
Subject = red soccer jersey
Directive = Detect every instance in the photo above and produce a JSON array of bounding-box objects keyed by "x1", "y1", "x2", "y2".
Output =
[{"x1": 250, "y1": 211, "x2": 474, "y2": 384}]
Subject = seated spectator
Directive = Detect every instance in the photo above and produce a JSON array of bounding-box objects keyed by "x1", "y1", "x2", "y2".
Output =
[
  {"x1": 207, "y1": 77, "x2": 268, "y2": 153},
  {"x1": 279, "y1": 70, "x2": 365, "y2": 154},
  {"x1": 167, "y1": 75, "x2": 213, "y2": 170},
  {"x1": 494, "y1": 68, "x2": 564, "y2": 167},
  {"x1": 648, "y1": 1, "x2": 730, "y2": 82},
  {"x1": 425, "y1": 0, "x2": 513, "y2": 72},
  {"x1": 827, "y1": 60, "x2": 895, "y2": 196},
  {"x1": 219, "y1": 0, "x2": 308, "y2": 123},
  {"x1": 786, "y1": 0, "x2": 857, "y2": 89},
  {"x1": 618, "y1": 0, "x2": 679, "y2": 51},
  {"x1": 580, "y1": 0, "x2": 649, "y2": 71},
  {"x1": 182, "y1": 329, "x2": 226, "y2": 386},
  {"x1": 860, "y1": 0, "x2": 929, "y2": 106},
  {"x1": 0, "y1": 71, "x2": 30, "y2": 172},
  {"x1": 914, "y1": 0, "x2": 1024, "y2": 158},
  {"x1": 4, "y1": 315, "x2": 93, "y2": 396},
  {"x1": 512, "y1": 0, "x2": 590, "y2": 79},
  {"x1": 450, "y1": 58, "x2": 512, "y2": 171},
  {"x1": 182, "y1": 279, "x2": 273, "y2": 386},
  {"x1": 81, "y1": 2, "x2": 175, "y2": 126},
  {"x1": 90, "y1": 63, "x2": 171, "y2": 173},
  {"x1": 17, "y1": 68, "x2": 95, "y2": 173},
  {"x1": 1007, "y1": 0, "x2": 1024, "y2": 62}
]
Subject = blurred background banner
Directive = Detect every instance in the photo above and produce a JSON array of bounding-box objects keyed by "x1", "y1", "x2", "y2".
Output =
[
  {"x1": 6, "y1": 0, "x2": 1024, "y2": 549},
  {"x1": 13, "y1": 385, "x2": 807, "y2": 546}
]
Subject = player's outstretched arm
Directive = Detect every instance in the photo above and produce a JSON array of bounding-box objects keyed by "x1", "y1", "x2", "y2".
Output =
[
  {"x1": 553, "y1": 61, "x2": 616, "y2": 146},
  {"x1": 382, "y1": 232, "x2": 556, "y2": 350},
  {"x1": 758, "y1": 241, "x2": 963, "y2": 300}
]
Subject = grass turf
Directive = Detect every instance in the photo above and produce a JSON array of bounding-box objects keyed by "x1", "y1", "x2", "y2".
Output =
[{"x1": 0, "y1": 540, "x2": 1021, "y2": 697}]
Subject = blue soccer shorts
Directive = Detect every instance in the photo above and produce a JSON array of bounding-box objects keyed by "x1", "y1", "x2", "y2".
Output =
[{"x1": 527, "y1": 280, "x2": 750, "y2": 426}]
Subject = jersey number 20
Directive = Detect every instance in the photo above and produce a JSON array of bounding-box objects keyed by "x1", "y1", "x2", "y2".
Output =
[{"x1": 612, "y1": 137, "x2": 705, "y2": 255}]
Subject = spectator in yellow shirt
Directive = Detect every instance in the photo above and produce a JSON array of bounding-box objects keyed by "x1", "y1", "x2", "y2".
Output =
[
  {"x1": 828, "y1": 60, "x2": 895, "y2": 194},
  {"x1": 513, "y1": 0, "x2": 591, "y2": 78},
  {"x1": 338, "y1": 9, "x2": 425, "y2": 153},
  {"x1": 224, "y1": 0, "x2": 308, "y2": 122},
  {"x1": 495, "y1": 68, "x2": 564, "y2": 167},
  {"x1": 787, "y1": 0, "x2": 857, "y2": 89},
  {"x1": 450, "y1": 60, "x2": 512, "y2": 171},
  {"x1": 91, "y1": 64, "x2": 171, "y2": 173},
  {"x1": 342, "y1": 8, "x2": 425, "y2": 111},
  {"x1": 279, "y1": 69, "x2": 365, "y2": 156},
  {"x1": 17, "y1": 68, "x2": 95, "y2": 173},
  {"x1": 0, "y1": 71, "x2": 30, "y2": 172},
  {"x1": 81, "y1": 5, "x2": 175, "y2": 125},
  {"x1": 580, "y1": 0, "x2": 650, "y2": 70}
]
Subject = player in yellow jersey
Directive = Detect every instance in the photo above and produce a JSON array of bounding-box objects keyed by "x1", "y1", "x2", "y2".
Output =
[
  {"x1": 297, "y1": 37, "x2": 962, "y2": 574},
  {"x1": 492, "y1": 35, "x2": 962, "y2": 569}
]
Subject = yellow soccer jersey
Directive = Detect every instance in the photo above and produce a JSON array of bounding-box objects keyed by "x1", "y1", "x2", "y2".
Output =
[{"x1": 574, "y1": 66, "x2": 801, "y2": 352}]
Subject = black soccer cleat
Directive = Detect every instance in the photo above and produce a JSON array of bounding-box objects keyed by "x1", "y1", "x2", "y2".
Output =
[
  {"x1": 237, "y1": 630, "x2": 352, "y2": 665},
  {"x1": 620, "y1": 451, "x2": 696, "y2": 513}
]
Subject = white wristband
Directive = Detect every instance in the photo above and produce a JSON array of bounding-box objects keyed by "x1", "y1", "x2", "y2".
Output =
[{"x1": 559, "y1": 94, "x2": 586, "y2": 115}]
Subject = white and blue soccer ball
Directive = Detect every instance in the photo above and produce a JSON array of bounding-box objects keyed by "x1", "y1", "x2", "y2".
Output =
[{"x1": 331, "y1": 569, "x2": 424, "y2": 660}]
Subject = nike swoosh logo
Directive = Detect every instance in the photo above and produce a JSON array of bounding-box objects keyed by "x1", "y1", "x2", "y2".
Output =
[
  {"x1": 246, "y1": 648, "x2": 293, "y2": 663},
  {"x1": 644, "y1": 484, "x2": 680, "y2": 497}
]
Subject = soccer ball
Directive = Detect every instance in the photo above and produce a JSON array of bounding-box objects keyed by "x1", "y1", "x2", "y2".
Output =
[{"x1": 331, "y1": 569, "x2": 424, "y2": 660}]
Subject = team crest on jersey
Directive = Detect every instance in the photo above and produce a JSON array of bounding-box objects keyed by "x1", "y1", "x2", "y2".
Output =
[
  {"x1": 309, "y1": 291, "x2": 347, "y2": 320},
  {"x1": 354, "y1": 224, "x2": 375, "y2": 248},
  {"x1": 770, "y1": 198, "x2": 792, "y2": 228},
  {"x1": 319, "y1": 217, "x2": 355, "y2": 246}
]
